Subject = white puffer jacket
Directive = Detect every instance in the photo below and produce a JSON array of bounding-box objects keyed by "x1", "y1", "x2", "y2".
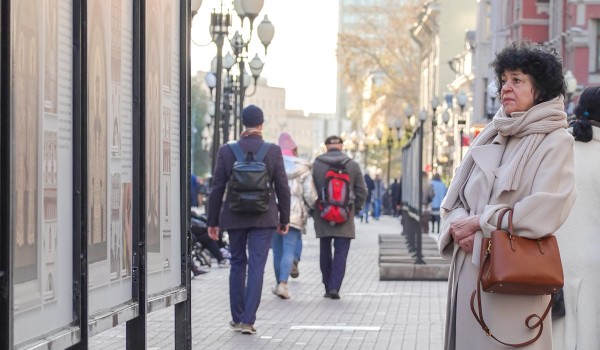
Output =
[{"x1": 283, "y1": 155, "x2": 317, "y2": 233}]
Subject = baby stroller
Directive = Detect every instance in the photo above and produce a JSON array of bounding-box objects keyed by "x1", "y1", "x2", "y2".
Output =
[
  {"x1": 191, "y1": 212, "x2": 213, "y2": 268},
  {"x1": 190, "y1": 210, "x2": 231, "y2": 271}
]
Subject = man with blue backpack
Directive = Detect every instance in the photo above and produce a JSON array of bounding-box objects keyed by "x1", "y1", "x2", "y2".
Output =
[
  {"x1": 207, "y1": 104, "x2": 290, "y2": 335},
  {"x1": 312, "y1": 135, "x2": 367, "y2": 300}
]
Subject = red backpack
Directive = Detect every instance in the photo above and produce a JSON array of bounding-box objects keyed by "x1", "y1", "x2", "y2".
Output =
[{"x1": 319, "y1": 158, "x2": 352, "y2": 225}]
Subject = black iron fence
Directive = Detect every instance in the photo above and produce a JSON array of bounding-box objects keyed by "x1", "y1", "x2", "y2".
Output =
[{"x1": 400, "y1": 122, "x2": 425, "y2": 264}]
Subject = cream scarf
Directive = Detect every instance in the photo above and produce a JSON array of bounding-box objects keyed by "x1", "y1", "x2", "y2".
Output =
[{"x1": 442, "y1": 97, "x2": 568, "y2": 211}]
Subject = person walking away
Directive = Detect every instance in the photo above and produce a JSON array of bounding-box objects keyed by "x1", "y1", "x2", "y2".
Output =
[
  {"x1": 372, "y1": 174, "x2": 385, "y2": 220},
  {"x1": 429, "y1": 173, "x2": 447, "y2": 233},
  {"x1": 438, "y1": 41, "x2": 576, "y2": 349},
  {"x1": 190, "y1": 173, "x2": 200, "y2": 208},
  {"x1": 271, "y1": 132, "x2": 317, "y2": 299},
  {"x1": 207, "y1": 104, "x2": 291, "y2": 335},
  {"x1": 312, "y1": 135, "x2": 367, "y2": 300},
  {"x1": 197, "y1": 177, "x2": 208, "y2": 211},
  {"x1": 552, "y1": 85, "x2": 600, "y2": 350},
  {"x1": 360, "y1": 173, "x2": 375, "y2": 223}
]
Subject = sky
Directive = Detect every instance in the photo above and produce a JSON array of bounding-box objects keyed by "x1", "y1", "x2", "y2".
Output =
[{"x1": 191, "y1": 0, "x2": 339, "y2": 115}]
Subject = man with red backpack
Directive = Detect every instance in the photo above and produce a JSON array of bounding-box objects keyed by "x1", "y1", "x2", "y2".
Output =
[{"x1": 312, "y1": 135, "x2": 367, "y2": 299}]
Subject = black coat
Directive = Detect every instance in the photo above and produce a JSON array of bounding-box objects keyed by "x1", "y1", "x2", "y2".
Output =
[
  {"x1": 207, "y1": 135, "x2": 291, "y2": 230},
  {"x1": 364, "y1": 174, "x2": 375, "y2": 203}
]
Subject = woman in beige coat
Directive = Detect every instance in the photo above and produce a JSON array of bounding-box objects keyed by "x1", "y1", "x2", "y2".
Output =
[{"x1": 439, "y1": 41, "x2": 576, "y2": 349}]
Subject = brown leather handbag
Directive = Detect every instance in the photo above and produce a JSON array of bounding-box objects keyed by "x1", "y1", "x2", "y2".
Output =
[{"x1": 470, "y1": 208, "x2": 563, "y2": 347}]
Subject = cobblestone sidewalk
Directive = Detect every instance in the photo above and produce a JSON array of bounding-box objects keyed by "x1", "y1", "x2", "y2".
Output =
[{"x1": 90, "y1": 216, "x2": 447, "y2": 349}]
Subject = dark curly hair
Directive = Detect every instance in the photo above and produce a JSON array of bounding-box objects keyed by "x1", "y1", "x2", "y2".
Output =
[
  {"x1": 570, "y1": 86, "x2": 600, "y2": 142},
  {"x1": 490, "y1": 40, "x2": 566, "y2": 104}
]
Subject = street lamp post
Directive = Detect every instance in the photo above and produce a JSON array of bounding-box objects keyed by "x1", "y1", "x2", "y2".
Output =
[
  {"x1": 359, "y1": 134, "x2": 377, "y2": 170},
  {"x1": 386, "y1": 122, "x2": 394, "y2": 185},
  {"x1": 204, "y1": 0, "x2": 273, "y2": 172},
  {"x1": 417, "y1": 109, "x2": 427, "y2": 264},
  {"x1": 404, "y1": 104, "x2": 414, "y2": 138},
  {"x1": 564, "y1": 70, "x2": 577, "y2": 115},
  {"x1": 440, "y1": 110, "x2": 450, "y2": 179},
  {"x1": 208, "y1": 3, "x2": 231, "y2": 173},
  {"x1": 394, "y1": 118, "x2": 403, "y2": 181},
  {"x1": 430, "y1": 96, "x2": 439, "y2": 174},
  {"x1": 221, "y1": 52, "x2": 235, "y2": 144},
  {"x1": 231, "y1": 13, "x2": 274, "y2": 137},
  {"x1": 457, "y1": 91, "x2": 467, "y2": 161}
]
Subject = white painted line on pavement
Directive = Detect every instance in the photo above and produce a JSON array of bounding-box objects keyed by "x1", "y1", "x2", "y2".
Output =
[
  {"x1": 344, "y1": 292, "x2": 421, "y2": 296},
  {"x1": 290, "y1": 325, "x2": 380, "y2": 331}
]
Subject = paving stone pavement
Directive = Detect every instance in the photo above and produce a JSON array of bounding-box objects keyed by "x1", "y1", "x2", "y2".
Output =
[{"x1": 89, "y1": 215, "x2": 447, "y2": 349}]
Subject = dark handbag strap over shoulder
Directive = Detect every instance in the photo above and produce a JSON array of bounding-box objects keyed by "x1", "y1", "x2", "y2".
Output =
[{"x1": 469, "y1": 208, "x2": 554, "y2": 347}]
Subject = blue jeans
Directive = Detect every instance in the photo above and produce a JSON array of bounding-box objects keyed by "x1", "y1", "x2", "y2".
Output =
[
  {"x1": 373, "y1": 198, "x2": 382, "y2": 218},
  {"x1": 272, "y1": 228, "x2": 301, "y2": 283},
  {"x1": 228, "y1": 227, "x2": 274, "y2": 325},
  {"x1": 294, "y1": 235, "x2": 303, "y2": 262},
  {"x1": 319, "y1": 237, "x2": 351, "y2": 292},
  {"x1": 359, "y1": 203, "x2": 370, "y2": 222}
]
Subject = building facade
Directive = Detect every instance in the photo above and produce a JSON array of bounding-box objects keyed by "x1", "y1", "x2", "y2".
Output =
[{"x1": 410, "y1": 0, "x2": 478, "y2": 177}]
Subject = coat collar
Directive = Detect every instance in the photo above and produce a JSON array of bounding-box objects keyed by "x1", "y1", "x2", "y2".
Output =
[{"x1": 470, "y1": 134, "x2": 506, "y2": 186}]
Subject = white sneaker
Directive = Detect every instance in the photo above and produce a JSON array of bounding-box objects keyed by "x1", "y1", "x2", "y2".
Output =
[{"x1": 271, "y1": 283, "x2": 289, "y2": 299}]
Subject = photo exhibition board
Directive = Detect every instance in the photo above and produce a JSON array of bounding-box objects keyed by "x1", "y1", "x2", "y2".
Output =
[
  {"x1": 87, "y1": 0, "x2": 136, "y2": 316},
  {"x1": 145, "y1": 0, "x2": 183, "y2": 295},
  {"x1": 11, "y1": 0, "x2": 74, "y2": 345}
]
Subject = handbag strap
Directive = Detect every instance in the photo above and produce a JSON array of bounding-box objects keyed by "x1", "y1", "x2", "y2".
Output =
[
  {"x1": 469, "y1": 233, "x2": 554, "y2": 347},
  {"x1": 495, "y1": 207, "x2": 513, "y2": 233}
]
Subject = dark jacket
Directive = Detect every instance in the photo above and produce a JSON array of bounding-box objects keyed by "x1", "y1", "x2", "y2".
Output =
[
  {"x1": 311, "y1": 149, "x2": 367, "y2": 239},
  {"x1": 364, "y1": 174, "x2": 375, "y2": 203},
  {"x1": 207, "y1": 135, "x2": 291, "y2": 230}
]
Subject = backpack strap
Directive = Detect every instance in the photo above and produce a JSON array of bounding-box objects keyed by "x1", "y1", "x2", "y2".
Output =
[
  {"x1": 254, "y1": 142, "x2": 272, "y2": 162},
  {"x1": 227, "y1": 141, "x2": 246, "y2": 162},
  {"x1": 227, "y1": 141, "x2": 272, "y2": 162}
]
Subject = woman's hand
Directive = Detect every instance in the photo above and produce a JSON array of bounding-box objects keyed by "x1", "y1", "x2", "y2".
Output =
[
  {"x1": 277, "y1": 224, "x2": 289, "y2": 235},
  {"x1": 449, "y1": 215, "x2": 481, "y2": 253}
]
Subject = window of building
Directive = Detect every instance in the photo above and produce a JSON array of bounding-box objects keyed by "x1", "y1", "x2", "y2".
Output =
[{"x1": 485, "y1": 2, "x2": 492, "y2": 41}]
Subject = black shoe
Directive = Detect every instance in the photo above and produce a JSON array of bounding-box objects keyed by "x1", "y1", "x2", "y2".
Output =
[
  {"x1": 329, "y1": 289, "x2": 340, "y2": 299},
  {"x1": 323, "y1": 292, "x2": 331, "y2": 298}
]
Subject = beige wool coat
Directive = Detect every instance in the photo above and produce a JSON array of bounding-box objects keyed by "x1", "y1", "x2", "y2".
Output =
[{"x1": 439, "y1": 128, "x2": 576, "y2": 349}]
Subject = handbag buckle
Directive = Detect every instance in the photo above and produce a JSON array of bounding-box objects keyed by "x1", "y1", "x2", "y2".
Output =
[{"x1": 509, "y1": 234, "x2": 516, "y2": 252}]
